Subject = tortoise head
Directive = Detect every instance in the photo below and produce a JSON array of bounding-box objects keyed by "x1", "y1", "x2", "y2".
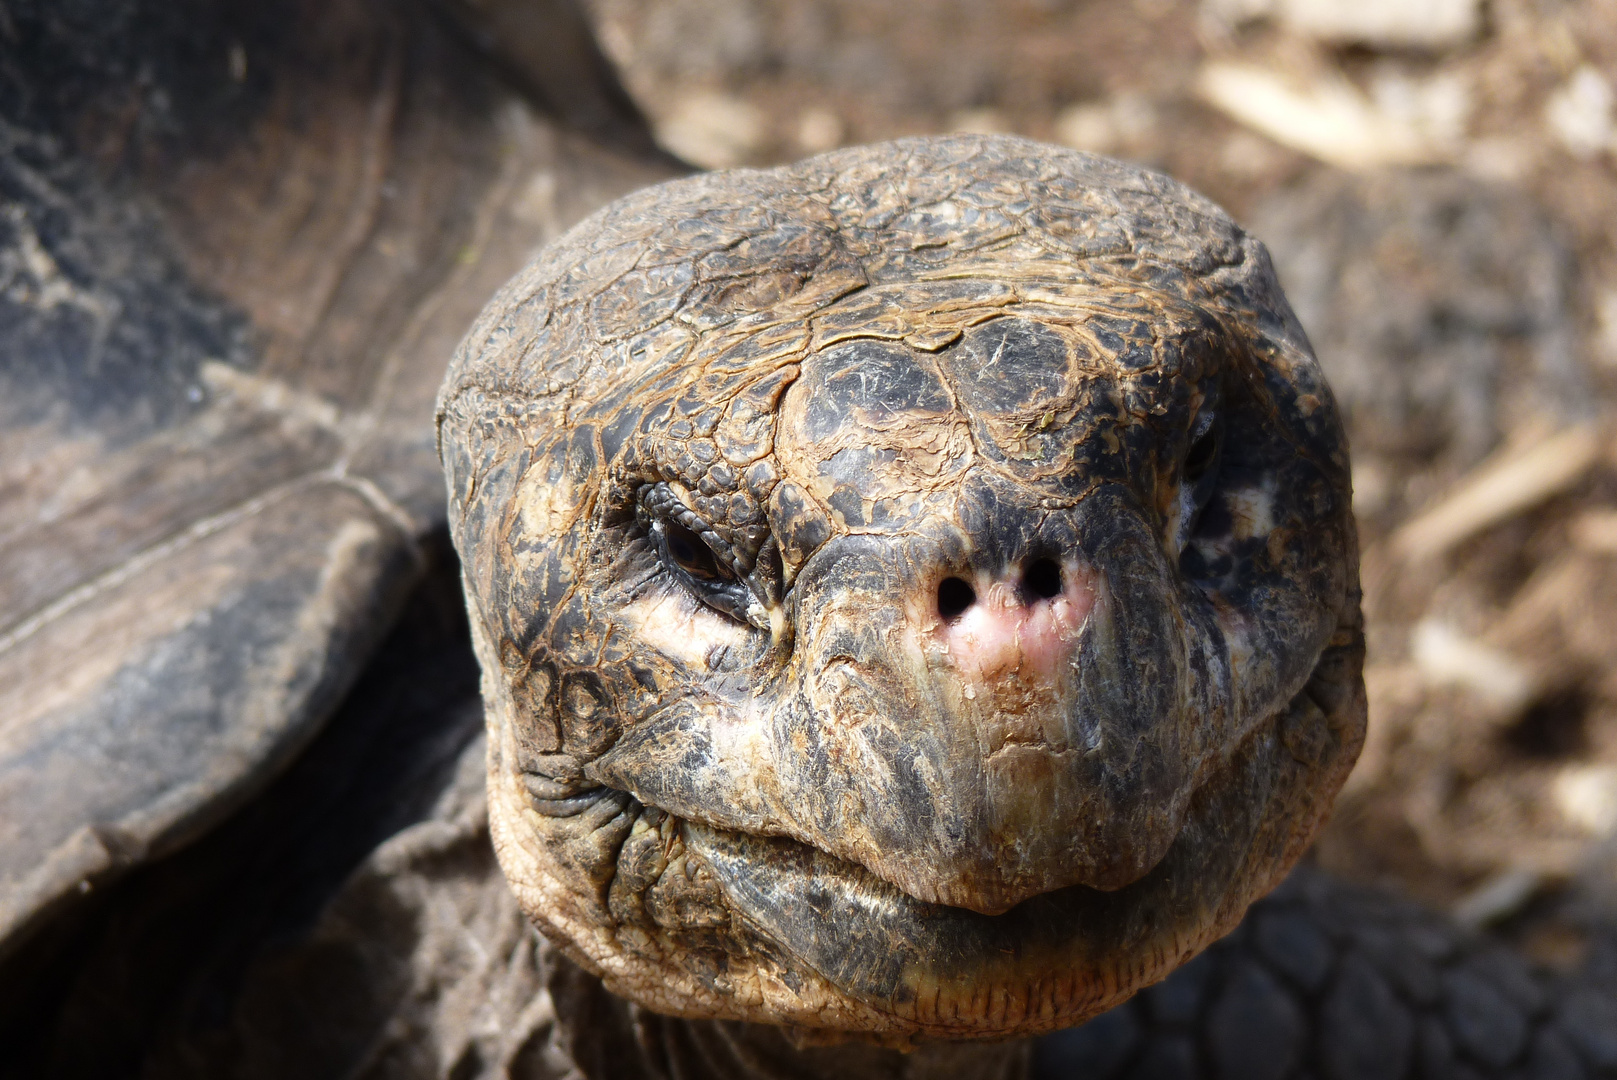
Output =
[{"x1": 436, "y1": 135, "x2": 1364, "y2": 1041}]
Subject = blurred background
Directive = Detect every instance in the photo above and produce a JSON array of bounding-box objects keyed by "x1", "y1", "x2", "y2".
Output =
[{"x1": 580, "y1": 0, "x2": 1617, "y2": 968}]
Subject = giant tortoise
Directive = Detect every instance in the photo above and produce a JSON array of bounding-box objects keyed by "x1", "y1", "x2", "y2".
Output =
[{"x1": 4, "y1": 1, "x2": 1617, "y2": 1077}]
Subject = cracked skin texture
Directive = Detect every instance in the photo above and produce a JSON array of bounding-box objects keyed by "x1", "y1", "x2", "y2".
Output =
[{"x1": 435, "y1": 134, "x2": 1366, "y2": 1042}]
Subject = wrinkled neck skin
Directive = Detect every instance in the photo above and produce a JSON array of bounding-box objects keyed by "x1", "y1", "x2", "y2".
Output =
[
  {"x1": 624, "y1": 1014, "x2": 1028, "y2": 1080},
  {"x1": 547, "y1": 952, "x2": 1031, "y2": 1080},
  {"x1": 656, "y1": 1023, "x2": 1030, "y2": 1080}
]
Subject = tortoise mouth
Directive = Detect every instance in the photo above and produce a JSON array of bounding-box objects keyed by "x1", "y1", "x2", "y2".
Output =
[
  {"x1": 520, "y1": 777, "x2": 1143, "y2": 1022},
  {"x1": 677, "y1": 817, "x2": 1147, "y2": 1020},
  {"x1": 525, "y1": 774, "x2": 1142, "y2": 907},
  {"x1": 521, "y1": 769, "x2": 1198, "y2": 1015}
]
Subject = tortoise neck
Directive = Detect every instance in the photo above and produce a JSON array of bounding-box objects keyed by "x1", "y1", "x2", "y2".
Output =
[
  {"x1": 547, "y1": 951, "x2": 1030, "y2": 1080},
  {"x1": 630, "y1": 1013, "x2": 1029, "y2": 1080}
]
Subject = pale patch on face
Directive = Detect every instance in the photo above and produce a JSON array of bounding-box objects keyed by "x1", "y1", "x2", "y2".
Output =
[
  {"x1": 619, "y1": 587, "x2": 751, "y2": 669},
  {"x1": 514, "y1": 467, "x2": 584, "y2": 544},
  {"x1": 1223, "y1": 480, "x2": 1277, "y2": 541},
  {"x1": 933, "y1": 559, "x2": 1097, "y2": 684},
  {"x1": 701, "y1": 686, "x2": 782, "y2": 824}
]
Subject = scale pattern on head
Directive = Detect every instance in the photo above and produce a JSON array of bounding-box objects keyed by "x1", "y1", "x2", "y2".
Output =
[{"x1": 437, "y1": 135, "x2": 1365, "y2": 1040}]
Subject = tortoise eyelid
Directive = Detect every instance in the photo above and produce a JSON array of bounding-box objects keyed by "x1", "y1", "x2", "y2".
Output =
[
  {"x1": 661, "y1": 519, "x2": 736, "y2": 583},
  {"x1": 645, "y1": 515, "x2": 757, "y2": 625}
]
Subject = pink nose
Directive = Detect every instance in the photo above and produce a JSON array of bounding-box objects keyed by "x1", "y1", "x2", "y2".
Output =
[{"x1": 935, "y1": 558, "x2": 1096, "y2": 681}]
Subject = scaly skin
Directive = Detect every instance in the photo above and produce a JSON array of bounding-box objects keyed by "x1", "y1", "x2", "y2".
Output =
[{"x1": 436, "y1": 135, "x2": 1365, "y2": 1042}]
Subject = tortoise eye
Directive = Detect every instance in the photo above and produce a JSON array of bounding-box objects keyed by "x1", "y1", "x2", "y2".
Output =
[{"x1": 662, "y1": 521, "x2": 734, "y2": 583}]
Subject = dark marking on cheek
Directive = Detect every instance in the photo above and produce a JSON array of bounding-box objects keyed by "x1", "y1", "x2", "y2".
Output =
[
  {"x1": 1179, "y1": 544, "x2": 1210, "y2": 580},
  {"x1": 1197, "y1": 494, "x2": 1234, "y2": 538}
]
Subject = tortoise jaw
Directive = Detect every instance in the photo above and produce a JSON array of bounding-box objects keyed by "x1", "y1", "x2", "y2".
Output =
[
  {"x1": 585, "y1": 693, "x2": 1190, "y2": 917},
  {"x1": 486, "y1": 619, "x2": 1363, "y2": 1041},
  {"x1": 678, "y1": 819, "x2": 1133, "y2": 1019},
  {"x1": 605, "y1": 666, "x2": 1342, "y2": 1033}
]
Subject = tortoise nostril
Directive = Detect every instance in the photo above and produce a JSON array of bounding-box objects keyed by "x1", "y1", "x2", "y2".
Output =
[
  {"x1": 1024, "y1": 558, "x2": 1062, "y2": 601},
  {"x1": 937, "y1": 577, "x2": 976, "y2": 620}
]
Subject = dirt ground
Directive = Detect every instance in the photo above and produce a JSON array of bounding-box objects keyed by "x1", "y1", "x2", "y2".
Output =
[{"x1": 583, "y1": 0, "x2": 1617, "y2": 968}]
